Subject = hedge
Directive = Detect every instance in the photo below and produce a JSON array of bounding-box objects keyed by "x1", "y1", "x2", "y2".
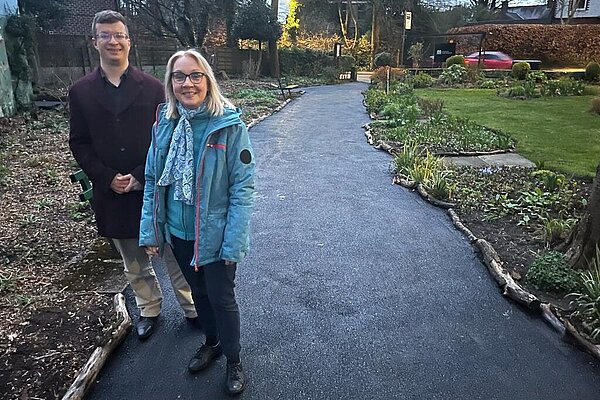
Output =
[{"x1": 448, "y1": 24, "x2": 600, "y2": 66}]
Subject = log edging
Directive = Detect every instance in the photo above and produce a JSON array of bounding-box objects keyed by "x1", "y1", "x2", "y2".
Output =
[
  {"x1": 362, "y1": 121, "x2": 600, "y2": 362},
  {"x1": 61, "y1": 294, "x2": 132, "y2": 400}
]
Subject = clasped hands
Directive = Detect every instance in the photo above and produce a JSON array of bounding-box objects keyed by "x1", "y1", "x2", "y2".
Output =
[{"x1": 111, "y1": 173, "x2": 142, "y2": 194}]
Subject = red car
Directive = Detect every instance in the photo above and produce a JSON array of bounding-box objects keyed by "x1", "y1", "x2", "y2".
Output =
[{"x1": 464, "y1": 51, "x2": 513, "y2": 69}]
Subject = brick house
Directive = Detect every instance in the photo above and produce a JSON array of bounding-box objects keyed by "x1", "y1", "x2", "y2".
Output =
[{"x1": 48, "y1": 0, "x2": 119, "y2": 36}]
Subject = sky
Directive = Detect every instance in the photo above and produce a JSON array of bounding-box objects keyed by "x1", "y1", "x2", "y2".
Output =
[{"x1": 0, "y1": 0, "x2": 17, "y2": 16}]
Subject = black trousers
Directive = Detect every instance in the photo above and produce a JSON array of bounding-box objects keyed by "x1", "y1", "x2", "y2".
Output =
[{"x1": 170, "y1": 236, "x2": 241, "y2": 362}]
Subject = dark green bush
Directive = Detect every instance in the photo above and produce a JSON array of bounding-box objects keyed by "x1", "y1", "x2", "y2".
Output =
[
  {"x1": 585, "y1": 61, "x2": 600, "y2": 81},
  {"x1": 374, "y1": 52, "x2": 393, "y2": 67},
  {"x1": 445, "y1": 55, "x2": 465, "y2": 67},
  {"x1": 339, "y1": 54, "x2": 356, "y2": 72},
  {"x1": 279, "y1": 48, "x2": 331, "y2": 76},
  {"x1": 406, "y1": 73, "x2": 434, "y2": 88},
  {"x1": 512, "y1": 61, "x2": 531, "y2": 80},
  {"x1": 526, "y1": 251, "x2": 581, "y2": 293}
]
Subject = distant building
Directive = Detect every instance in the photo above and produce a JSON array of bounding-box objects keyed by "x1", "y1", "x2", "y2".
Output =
[
  {"x1": 48, "y1": 0, "x2": 119, "y2": 36},
  {"x1": 554, "y1": 0, "x2": 600, "y2": 23},
  {"x1": 496, "y1": 0, "x2": 600, "y2": 23}
]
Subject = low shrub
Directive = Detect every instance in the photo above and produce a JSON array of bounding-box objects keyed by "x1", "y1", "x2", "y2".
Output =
[
  {"x1": 507, "y1": 85, "x2": 526, "y2": 98},
  {"x1": 477, "y1": 79, "x2": 499, "y2": 89},
  {"x1": 591, "y1": 97, "x2": 600, "y2": 115},
  {"x1": 541, "y1": 77, "x2": 585, "y2": 97},
  {"x1": 527, "y1": 70, "x2": 548, "y2": 84},
  {"x1": 406, "y1": 72, "x2": 434, "y2": 88},
  {"x1": 445, "y1": 55, "x2": 465, "y2": 67},
  {"x1": 526, "y1": 251, "x2": 581, "y2": 293},
  {"x1": 371, "y1": 67, "x2": 407, "y2": 84},
  {"x1": 512, "y1": 61, "x2": 531, "y2": 80},
  {"x1": 374, "y1": 52, "x2": 393, "y2": 67},
  {"x1": 439, "y1": 64, "x2": 468, "y2": 85},
  {"x1": 584, "y1": 61, "x2": 600, "y2": 82}
]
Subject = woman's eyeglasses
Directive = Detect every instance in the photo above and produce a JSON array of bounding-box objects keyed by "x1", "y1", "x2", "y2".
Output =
[{"x1": 171, "y1": 72, "x2": 206, "y2": 84}]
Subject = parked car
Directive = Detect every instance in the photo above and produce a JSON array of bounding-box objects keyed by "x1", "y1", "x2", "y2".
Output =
[{"x1": 464, "y1": 51, "x2": 513, "y2": 69}]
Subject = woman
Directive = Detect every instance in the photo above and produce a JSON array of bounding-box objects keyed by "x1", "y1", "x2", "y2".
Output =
[{"x1": 139, "y1": 49, "x2": 254, "y2": 395}]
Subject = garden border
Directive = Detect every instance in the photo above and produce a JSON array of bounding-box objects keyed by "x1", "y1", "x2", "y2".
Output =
[
  {"x1": 363, "y1": 124, "x2": 600, "y2": 362},
  {"x1": 59, "y1": 94, "x2": 299, "y2": 400}
]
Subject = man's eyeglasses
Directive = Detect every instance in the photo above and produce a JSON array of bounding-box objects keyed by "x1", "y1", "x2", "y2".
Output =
[
  {"x1": 96, "y1": 32, "x2": 129, "y2": 41},
  {"x1": 171, "y1": 71, "x2": 206, "y2": 84}
]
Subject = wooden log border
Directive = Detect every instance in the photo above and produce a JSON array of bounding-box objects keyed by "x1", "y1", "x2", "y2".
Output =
[
  {"x1": 363, "y1": 123, "x2": 600, "y2": 362},
  {"x1": 62, "y1": 294, "x2": 132, "y2": 400}
]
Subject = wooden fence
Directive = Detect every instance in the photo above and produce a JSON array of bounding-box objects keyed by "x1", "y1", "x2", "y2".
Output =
[{"x1": 34, "y1": 33, "x2": 268, "y2": 86}]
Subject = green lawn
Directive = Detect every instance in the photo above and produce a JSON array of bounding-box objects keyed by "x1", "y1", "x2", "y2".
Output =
[{"x1": 416, "y1": 88, "x2": 600, "y2": 177}]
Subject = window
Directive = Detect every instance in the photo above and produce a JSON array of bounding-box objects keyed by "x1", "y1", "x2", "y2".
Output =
[{"x1": 574, "y1": 0, "x2": 588, "y2": 10}]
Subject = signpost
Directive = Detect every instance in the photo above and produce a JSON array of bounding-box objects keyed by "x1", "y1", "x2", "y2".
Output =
[{"x1": 399, "y1": 11, "x2": 412, "y2": 67}]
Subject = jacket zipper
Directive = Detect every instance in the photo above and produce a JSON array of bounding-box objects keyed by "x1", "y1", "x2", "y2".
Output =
[{"x1": 193, "y1": 132, "x2": 222, "y2": 271}]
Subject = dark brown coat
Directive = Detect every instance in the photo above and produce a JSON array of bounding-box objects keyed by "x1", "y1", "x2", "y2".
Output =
[{"x1": 69, "y1": 67, "x2": 164, "y2": 239}]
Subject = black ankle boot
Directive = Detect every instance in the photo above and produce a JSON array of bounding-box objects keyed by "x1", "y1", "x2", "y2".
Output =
[
  {"x1": 225, "y1": 362, "x2": 245, "y2": 395},
  {"x1": 188, "y1": 343, "x2": 222, "y2": 373}
]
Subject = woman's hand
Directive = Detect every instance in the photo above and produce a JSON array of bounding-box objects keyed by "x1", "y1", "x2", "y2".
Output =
[
  {"x1": 145, "y1": 246, "x2": 159, "y2": 257},
  {"x1": 224, "y1": 260, "x2": 235, "y2": 266}
]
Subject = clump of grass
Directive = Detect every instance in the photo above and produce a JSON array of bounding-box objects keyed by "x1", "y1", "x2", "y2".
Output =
[{"x1": 569, "y1": 246, "x2": 600, "y2": 340}]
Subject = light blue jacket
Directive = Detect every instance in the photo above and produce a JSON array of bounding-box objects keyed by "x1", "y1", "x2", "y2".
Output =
[{"x1": 139, "y1": 104, "x2": 255, "y2": 268}]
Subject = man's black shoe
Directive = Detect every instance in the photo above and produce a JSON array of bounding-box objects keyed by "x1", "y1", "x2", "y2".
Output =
[
  {"x1": 137, "y1": 316, "x2": 158, "y2": 340},
  {"x1": 225, "y1": 362, "x2": 246, "y2": 395},
  {"x1": 188, "y1": 343, "x2": 222, "y2": 373}
]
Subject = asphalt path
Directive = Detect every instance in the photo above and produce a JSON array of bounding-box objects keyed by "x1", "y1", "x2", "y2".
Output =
[{"x1": 88, "y1": 82, "x2": 600, "y2": 400}]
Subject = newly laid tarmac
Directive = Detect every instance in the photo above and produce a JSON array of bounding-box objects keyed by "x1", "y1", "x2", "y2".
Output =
[{"x1": 88, "y1": 82, "x2": 600, "y2": 400}]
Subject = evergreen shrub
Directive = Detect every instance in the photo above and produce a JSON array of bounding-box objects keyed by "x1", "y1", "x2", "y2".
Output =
[
  {"x1": 374, "y1": 52, "x2": 393, "y2": 67},
  {"x1": 585, "y1": 62, "x2": 600, "y2": 81},
  {"x1": 445, "y1": 55, "x2": 465, "y2": 67},
  {"x1": 512, "y1": 62, "x2": 531, "y2": 80}
]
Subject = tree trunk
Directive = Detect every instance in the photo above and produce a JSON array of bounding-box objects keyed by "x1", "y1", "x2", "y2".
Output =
[
  {"x1": 563, "y1": 164, "x2": 600, "y2": 269},
  {"x1": 268, "y1": 0, "x2": 280, "y2": 77},
  {"x1": 371, "y1": 0, "x2": 381, "y2": 68}
]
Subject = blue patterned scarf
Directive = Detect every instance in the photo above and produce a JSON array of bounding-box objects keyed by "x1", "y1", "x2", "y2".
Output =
[{"x1": 157, "y1": 102, "x2": 207, "y2": 205}]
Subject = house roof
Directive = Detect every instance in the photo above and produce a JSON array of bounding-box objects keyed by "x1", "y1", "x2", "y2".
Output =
[{"x1": 503, "y1": 5, "x2": 552, "y2": 20}]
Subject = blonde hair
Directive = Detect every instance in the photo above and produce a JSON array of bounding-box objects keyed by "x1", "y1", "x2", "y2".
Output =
[{"x1": 164, "y1": 49, "x2": 234, "y2": 119}]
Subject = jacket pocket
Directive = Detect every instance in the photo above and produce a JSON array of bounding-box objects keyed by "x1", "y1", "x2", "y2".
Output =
[{"x1": 204, "y1": 211, "x2": 227, "y2": 255}]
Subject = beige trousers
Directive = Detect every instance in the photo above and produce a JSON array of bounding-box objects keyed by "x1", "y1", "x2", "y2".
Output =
[{"x1": 111, "y1": 238, "x2": 197, "y2": 318}]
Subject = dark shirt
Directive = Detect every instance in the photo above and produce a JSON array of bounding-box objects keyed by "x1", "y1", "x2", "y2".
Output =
[{"x1": 99, "y1": 66, "x2": 130, "y2": 113}]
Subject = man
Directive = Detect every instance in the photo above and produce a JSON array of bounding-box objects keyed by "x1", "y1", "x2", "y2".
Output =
[{"x1": 69, "y1": 10, "x2": 197, "y2": 339}]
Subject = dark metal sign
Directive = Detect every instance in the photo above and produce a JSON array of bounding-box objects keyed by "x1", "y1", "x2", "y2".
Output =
[{"x1": 434, "y1": 43, "x2": 456, "y2": 62}]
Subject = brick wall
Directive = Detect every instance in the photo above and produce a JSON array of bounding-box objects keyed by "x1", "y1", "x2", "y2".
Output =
[{"x1": 50, "y1": 0, "x2": 118, "y2": 36}]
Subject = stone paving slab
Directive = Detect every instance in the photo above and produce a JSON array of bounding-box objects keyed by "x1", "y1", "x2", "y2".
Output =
[{"x1": 442, "y1": 152, "x2": 537, "y2": 168}]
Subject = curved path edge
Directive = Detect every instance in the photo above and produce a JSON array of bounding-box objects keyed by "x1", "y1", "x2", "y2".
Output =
[{"x1": 364, "y1": 125, "x2": 600, "y2": 363}]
